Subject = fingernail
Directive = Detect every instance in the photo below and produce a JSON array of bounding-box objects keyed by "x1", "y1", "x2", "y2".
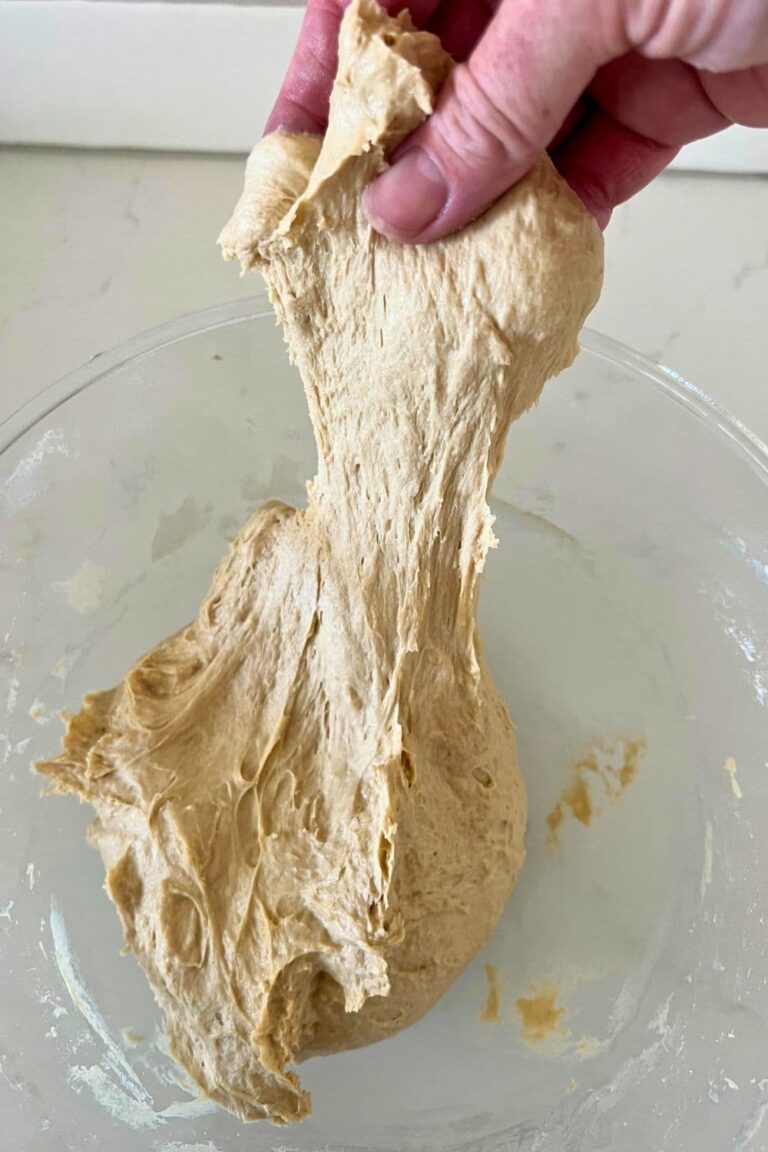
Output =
[{"x1": 363, "y1": 148, "x2": 448, "y2": 240}]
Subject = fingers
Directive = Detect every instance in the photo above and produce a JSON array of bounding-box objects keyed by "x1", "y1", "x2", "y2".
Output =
[
  {"x1": 636, "y1": 0, "x2": 768, "y2": 72},
  {"x1": 265, "y1": 0, "x2": 441, "y2": 136},
  {"x1": 587, "y1": 53, "x2": 729, "y2": 146},
  {"x1": 699, "y1": 64, "x2": 768, "y2": 128},
  {"x1": 551, "y1": 52, "x2": 762, "y2": 227},
  {"x1": 265, "y1": 0, "x2": 344, "y2": 135},
  {"x1": 552, "y1": 110, "x2": 677, "y2": 229},
  {"x1": 425, "y1": 0, "x2": 494, "y2": 62},
  {"x1": 363, "y1": 0, "x2": 612, "y2": 242},
  {"x1": 549, "y1": 53, "x2": 724, "y2": 227}
]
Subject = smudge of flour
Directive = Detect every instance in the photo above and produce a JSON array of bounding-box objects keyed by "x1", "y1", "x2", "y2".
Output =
[
  {"x1": 67, "y1": 1065, "x2": 161, "y2": 1131},
  {"x1": 50, "y1": 899, "x2": 218, "y2": 1128},
  {"x1": 51, "y1": 651, "x2": 80, "y2": 683},
  {"x1": 51, "y1": 901, "x2": 150, "y2": 1086},
  {"x1": 725, "y1": 756, "x2": 743, "y2": 800},
  {"x1": 51, "y1": 898, "x2": 157, "y2": 1124},
  {"x1": 29, "y1": 699, "x2": 54, "y2": 726},
  {"x1": 5, "y1": 676, "x2": 19, "y2": 716},
  {"x1": 54, "y1": 559, "x2": 107, "y2": 615},
  {"x1": 3, "y1": 428, "x2": 74, "y2": 512},
  {"x1": 700, "y1": 821, "x2": 714, "y2": 905},
  {"x1": 154, "y1": 1143, "x2": 224, "y2": 1152}
]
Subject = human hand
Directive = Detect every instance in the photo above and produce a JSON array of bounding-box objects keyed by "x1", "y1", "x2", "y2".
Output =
[{"x1": 266, "y1": 0, "x2": 768, "y2": 242}]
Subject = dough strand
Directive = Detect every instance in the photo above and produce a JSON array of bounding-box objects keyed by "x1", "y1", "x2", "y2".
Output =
[{"x1": 38, "y1": 0, "x2": 602, "y2": 1123}]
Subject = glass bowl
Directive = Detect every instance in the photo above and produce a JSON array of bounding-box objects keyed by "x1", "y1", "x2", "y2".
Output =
[{"x1": 1, "y1": 296, "x2": 767, "y2": 1151}]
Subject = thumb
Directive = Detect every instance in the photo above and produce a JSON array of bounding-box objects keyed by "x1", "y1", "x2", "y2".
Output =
[{"x1": 363, "y1": 0, "x2": 613, "y2": 243}]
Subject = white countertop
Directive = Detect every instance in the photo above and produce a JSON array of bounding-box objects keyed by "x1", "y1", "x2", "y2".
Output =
[{"x1": 1, "y1": 146, "x2": 766, "y2": 442}]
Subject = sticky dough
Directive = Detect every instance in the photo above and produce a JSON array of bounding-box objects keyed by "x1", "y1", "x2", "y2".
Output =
[{"x1": 38, "y1": 0, "x2": 603, "y2": 1124}]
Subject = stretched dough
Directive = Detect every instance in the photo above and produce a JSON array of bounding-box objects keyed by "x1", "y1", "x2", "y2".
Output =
[{"x1": 38, "y1": 0, "x2": 602, "y2": 1124}]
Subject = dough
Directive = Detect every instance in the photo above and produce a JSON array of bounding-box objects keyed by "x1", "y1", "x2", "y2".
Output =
[{"x1": 38, "y1": 0, "x2": 602, "y2": 1125}]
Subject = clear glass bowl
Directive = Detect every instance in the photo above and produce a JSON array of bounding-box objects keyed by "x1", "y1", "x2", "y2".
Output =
[{"x1": 1, "y1": 296, "x2": 767, "y2": 1151}]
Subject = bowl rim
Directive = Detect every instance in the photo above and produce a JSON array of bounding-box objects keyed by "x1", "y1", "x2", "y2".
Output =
[{"x1": 2, "y1": 293, "x2": 767, "y2": 488}]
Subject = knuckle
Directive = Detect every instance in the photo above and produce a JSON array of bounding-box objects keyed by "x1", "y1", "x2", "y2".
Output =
[
  {"x1": 431, "y1": 63, "x2": 539, "y2": 171},
  {"x1": 633, "y1": 0, "x2": 757, "y2": 63}
]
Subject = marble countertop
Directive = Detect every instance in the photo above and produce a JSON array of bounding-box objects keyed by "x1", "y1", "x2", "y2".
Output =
[{"x1": 1, "y1": 146, "x2": 766, "y2": 441}]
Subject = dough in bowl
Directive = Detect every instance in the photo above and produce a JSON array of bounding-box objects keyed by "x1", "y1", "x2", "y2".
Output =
[{"x1": 38, "y1": 0, "x2": 603, "y2": 1124}]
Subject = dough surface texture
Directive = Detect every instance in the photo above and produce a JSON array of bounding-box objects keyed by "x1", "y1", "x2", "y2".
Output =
[{"x1": 38, "y1": 0, "x2": 603, "y2": 1124}]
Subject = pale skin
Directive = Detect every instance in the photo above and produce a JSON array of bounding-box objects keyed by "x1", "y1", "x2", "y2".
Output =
[{"x1": 266, "y1": 0, "x2": 768, "y2": 242}]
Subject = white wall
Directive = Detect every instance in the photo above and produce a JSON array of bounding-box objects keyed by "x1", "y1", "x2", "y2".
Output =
[
  {"x1": 1, "y1": 0, "x2": 767, "y2": 168},
  {"x1": 0, "y1": 1, "x2": 302, "y2": 152}
]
